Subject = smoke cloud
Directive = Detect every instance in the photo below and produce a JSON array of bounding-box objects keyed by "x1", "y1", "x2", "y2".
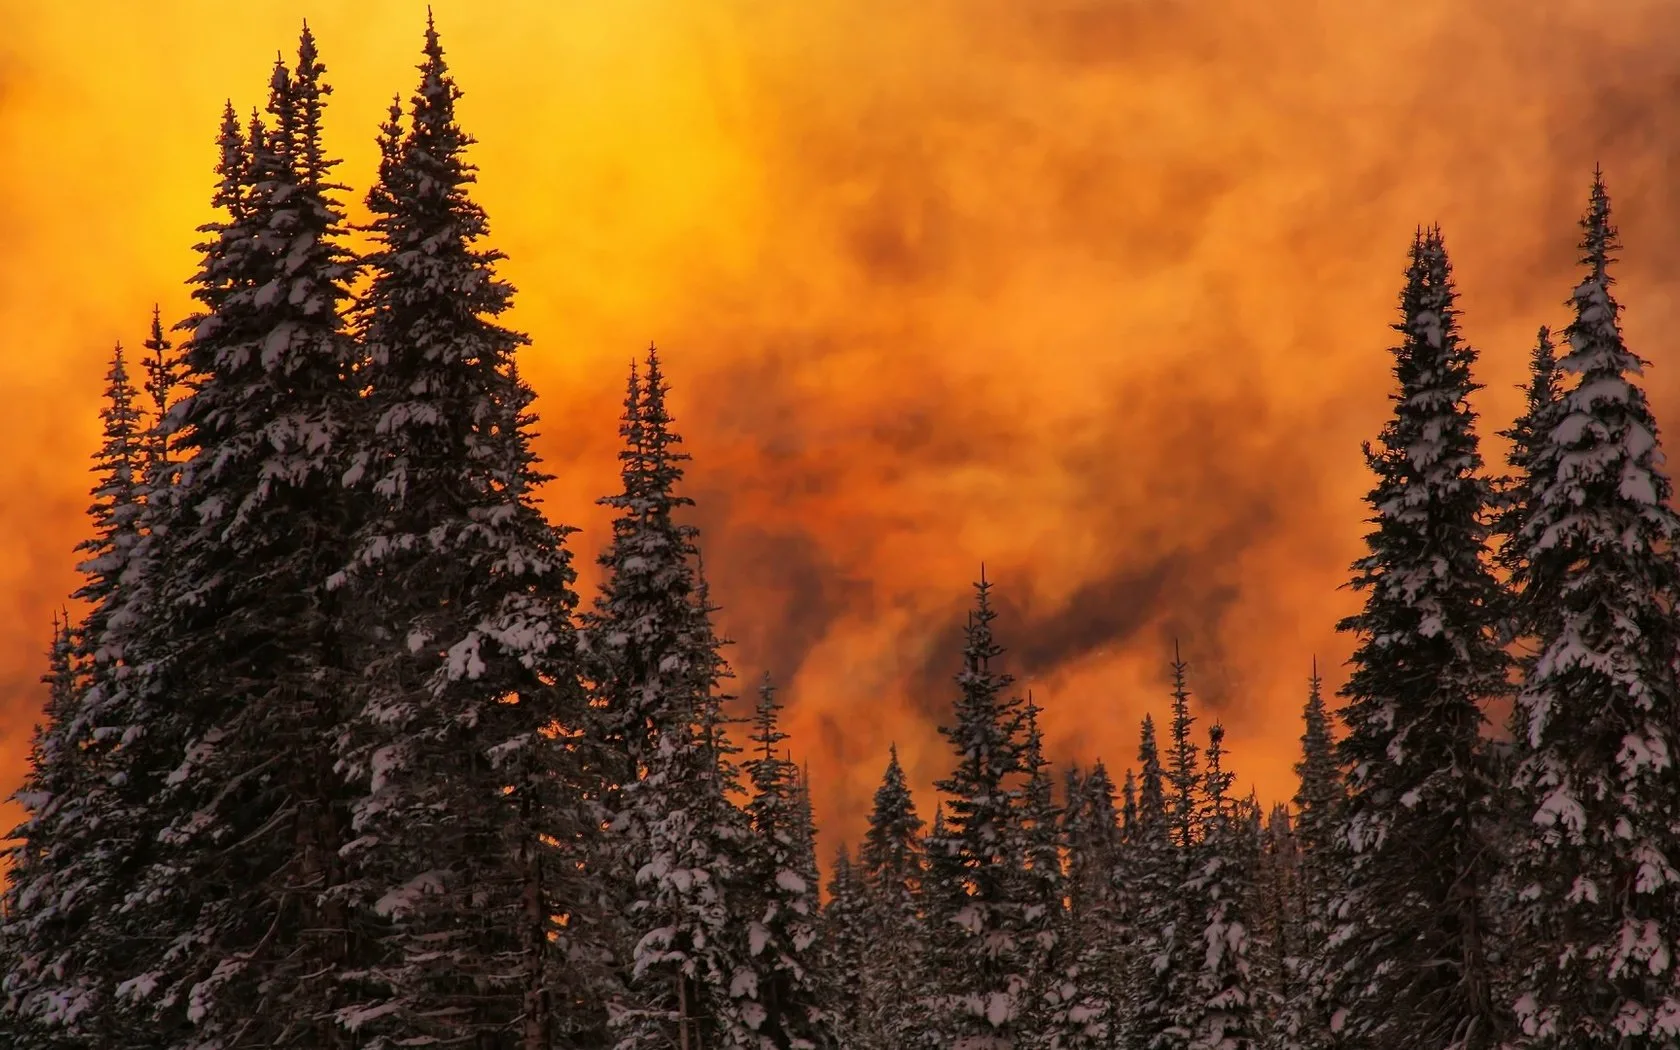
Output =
[{"x1": 6, "y1": 0, "x2": 1680, "y2": 849}]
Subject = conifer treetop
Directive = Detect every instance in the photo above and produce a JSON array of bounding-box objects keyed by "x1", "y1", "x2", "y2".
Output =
[{"x1": 1166, "y1": 645, "x2": 1200, "y2": 850}]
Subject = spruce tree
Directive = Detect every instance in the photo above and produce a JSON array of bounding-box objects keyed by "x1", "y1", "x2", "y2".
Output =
[
  {"x1": 927, "y1": 572, "x2": 1029, "y2": 1049},
  {"x1": 1151, "y1": 652, "x2": 1203, "y2": 1050},
  {"x1": 1280, "y1": 663, "x2": 1340, "y2": 1050},
  {"x1": 75, "y1": 343, "x2": 146, "y2": 674},
  {"x1": 1, "y1": 617, "x2": 92, "y2": 1050},
  {"x1": 334, "y1": 18, "x2": 604, "y2": 1048},
  {"x1": 107, "y1": 29, "x2": 368, "y2": 1047},
  {"x1": 859, "y1": 744, "x2": 928, "y2": 1049},
  {"x1": 1016, "y1": 696, "x2": 1065, "y2": 1046},
  {"x1": 1495, "y1": 328, "x2": 1561, "y2": 593},
  {"x1": 1257, "y1": 804, "x2": 1303, "y2": 1050},
  {"x1": 1507, "y1": 171, "x2": 1680, "y2": 1048},
  {"x1": 1052, "y1": 762, "x2": 1123, "y2": 1050},
  {"x1": 1183, "y1": 724, "x2": 1263, "y2": 1050},
  {"x1": 1328, "y1": 227, "x2": 1507, "y2": 1050},
  {"x1": 4, "y1": 335, "x2": 179, "y2": 1049},
  {"x1": 590, "y1": 350, "x2": 756, "y2": 1050},
  {"x1": 739, "y1": 677, "x2": 835, "y2": 1049},
  {"x1": 1126, "y1": 713, "x2": 1178, "y2": 1050},
  {"x1": 822, "y1": 848, "x2": 869, "y2": 1049},
  {"x1": 141, "y1": 306, "x2": 181, "y2": 479}
]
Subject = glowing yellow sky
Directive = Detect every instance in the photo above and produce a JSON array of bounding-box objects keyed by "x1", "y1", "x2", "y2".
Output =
[{"x1": 6, "y1": 0, "x2": 1680, "y2": 851}]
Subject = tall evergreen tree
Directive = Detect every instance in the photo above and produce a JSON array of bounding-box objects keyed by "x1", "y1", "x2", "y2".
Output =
[
  {"x1": 590, "y1": 349, "x2": 755, "y2": 1050},
  {"x1": 1495, "y1": 328, "x2": 1561, "y2": 589},
  {"x1": 106, "y1": 29, "x2": 368, "y2": 1047},
  {"x1": 1, "y1": 617, "x2": 94, "y2": 1050},
  {"x1": 1182, "y1": 724, "x2": 1263, "y2": 1050},
  {"x1": 1256, "y1": 804, "x2": 1303, "y2": 1050},
  {"x1": 1166, "y1": 650, "x2": 1201, "y2": 853},
  {"x1": 859, "y1": 744, "x2": 928, "y2": 1049},
  {"x1": 1015, "y1": 696, "x2": 1065, "y2": 1046},
  {"x1": 333, "y1": 18, "x2": 604, "y2": 1048},
  {"x1": 75, "y1": 343, "x2": 146, "y2": 674},
  {"x1": 1507, "y1": 171, "x2": 1680, "y2": 1048},
  {"x1": 822, "y1": 848, "x2": 869, "y2": 1050},
  {"x1": 1280, "y1": 662, "x2": 1340, "y2": 1050},
  {"x1": 141, "y1": 306, "x2": 181, "y2": 480},
  {"x1": 1051, "y1": 762, "x2": 1123, "y2": 1050},
  {"x1": 927, "y1": 572, "x2": 1030, "y2": 1049},
  {"x1": 1328, "y1": 227, "x2": 1507, "y2": 1050},
  {"x1": 4, "y1": 332, "x2": 188, "y2": 1049},
  {"x1": 1126, "y1": 713, "x2": 1179, "y2": 1050},
  {"x1": 739, "y1": 677, "x2": 835, "y2": 1049},
  {"x1": 1149, "y1": 652, "x2": 1204, "y2": 1050}
]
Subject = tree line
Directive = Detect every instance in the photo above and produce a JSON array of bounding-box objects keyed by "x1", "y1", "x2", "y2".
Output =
[{"x1": 3, "y1": 17, "x2": 1679, "y2": 1050}]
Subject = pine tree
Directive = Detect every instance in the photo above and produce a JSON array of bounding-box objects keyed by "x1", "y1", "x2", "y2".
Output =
[
  {"x1": 1256, "y1": 804, "x2": 1302, "y2": 1050},
  {"x1": 333, "y1": 18, "x2": 604, "y2": 1048},
  {"x1": 141, "y1": 305, "x2": 181, "y2": 480},
  {"x1": 1051, "y1": 762, "x2": 1123, "y2": 1050},
  {"x1": 739, "y1": 677, "x2": 836, "y2": 1049},
  {"x1": 75, "y1": 343, "x2": 146, "y2": 674},
  {"x1": 1153, "y1": 651, "x2": 1203, "y2": 1050},
  {"x1": 4, "y1": 336, "x2": 178, "y2": 1048},
  {"x1": 1126, "y1": 714, "x2": 1178, "y2": 1050},
  {"x1": 822, "y1": 848, "x2": 869, "y2": 1049},
  {"x1": 1, "y1": 617, "x2": 93, "y2": 1050},
  {"x1": 1279, "y1": 663, "x2": 1340, "y2": 1050},
  {"x1": 1166, "y1": 650, "x2": 1201, "y2": 854},
  {"x1": 590, "y1": 349, "x2": 756, "y2": 1050},
  {"x1": 927, "y1": 571, "x2": 1030, "y2": 1049},
  {"x1": 1328, "y1": 227, "x2": 1508, "y2": 1050},
  {"x1": 1507, "y1": 171, "x2": 1680, "y2": 1048},
  {"x1": 1015, "y1": 696, "x2": 1064, "y2": 1047},
  {"x1": 107, "y1": 29, "x2": 368, "y2": 1047},
  {"x1": 1495, "y1": 328, "x2": 1561, "y2": 591},
  {"x1": 1183, "y1": 724, "x2": 1263, "y2": 1050},
  {"x1": 859, "y1": 744, "x2": 928, "y2": 1049}
]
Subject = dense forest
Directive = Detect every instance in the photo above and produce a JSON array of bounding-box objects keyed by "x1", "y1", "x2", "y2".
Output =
[{"x1": 3, "y1": 19, "x2": 1678, "y2": 1050}]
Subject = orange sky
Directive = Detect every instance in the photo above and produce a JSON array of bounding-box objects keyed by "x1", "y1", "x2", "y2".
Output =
[{"x1": 5, "y1": 0, "x2": 1680, "y2": 853}]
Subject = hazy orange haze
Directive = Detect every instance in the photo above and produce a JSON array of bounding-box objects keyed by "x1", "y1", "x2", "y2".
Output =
[{"x1": 6, "y1": 0, "x2": 1680, "y2": 852}]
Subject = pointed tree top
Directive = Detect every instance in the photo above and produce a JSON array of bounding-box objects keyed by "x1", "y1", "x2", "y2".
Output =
[{"x1": 1579, "y1": 167, "x2": 1618, "y2": 279}]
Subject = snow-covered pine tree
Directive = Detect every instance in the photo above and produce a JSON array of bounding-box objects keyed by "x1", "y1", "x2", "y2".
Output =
[
  {"x1": 2, "y1": 339, "x2": 151, "y2": 1047},
  {"x1": 927, "y1": 572, "x2": 1030, "y2": 1049},
  {"x1": 332, "y1": 18, "x2": 605, "y2": 1048},
  {"x1": 1506, "y1": 171, "x2": 1680, "y2": 1048},
  {"x1": 74, "y1": 343, "x2": 146, "y2": 678},
  {"x1": 1280, "y1": 661, "x2": 1339, "y2": 1050},
  {"x1": 1256, "y1": 804, "x2": 1301, "y2": 1050},
  {"x1": 1183, "y1": 724, "x2": 1263, "y2": 1050},
  {"x1": 1, "y1": 617, "x2": 92, "y2": 1050},
  {"x1": 791, "y1": 761, "x2": 821, "y2": 899},
  {"x1": 1122, "y1": 768, "x2": 1139, "y2": 840},
  {"x1": 106, "y1": 30, "x2": 369, "y2": 1047},
  {"x1": 141, "y1": 306, "x2": 181, "y2": 479},
  {"x1": 1050, "y1": 762, "x2": 1123, "y2": 1050},
  {"x1": 924, "y1": 801, "x2": 959, "y2": 1049},
  {"x1": 1015, "y1": 696, "x2": 1064, "y2": 1047},
  {"x1": 1125, "y1": 714, "x2": 1179, "y2": 1050},
  {"x1": 859, "y1": 744, "x2": 929, "y2": 1049},
  {"x1": 739, "y1": 677, "x2": 836, "y2": 1049},
  {"x1": 590, "y1": 348, "x2": 756, "y2": 1050},
  {"x1": 1495, "y1": 327, "x2": 1561, "y2": 611},
  {"x1": 1328, "y1": 226, "x2": 1508, "y2": 1050},
  {"x1": 1147, "y1": 651, "x2": 1204, "y2": 1050},
  {"x1": 822, "y1": 847, "x2": 869, "y2": 1049},
  {"x1": 1166, "y1": 651, "x2": 1200, "y2": 855}
]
